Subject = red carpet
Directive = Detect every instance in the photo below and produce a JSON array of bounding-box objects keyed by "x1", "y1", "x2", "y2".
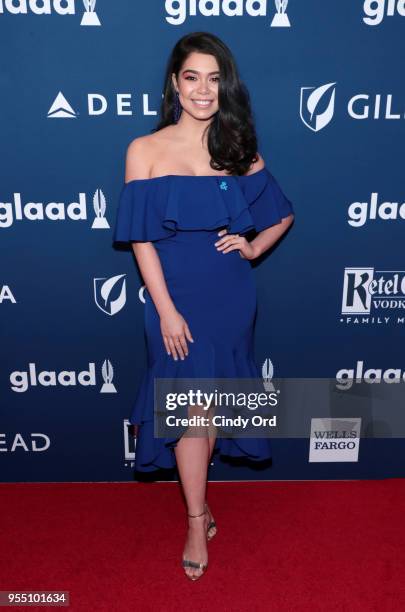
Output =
[{"x1": 1, "y1": 480, "x2": 404, "y2": 611}]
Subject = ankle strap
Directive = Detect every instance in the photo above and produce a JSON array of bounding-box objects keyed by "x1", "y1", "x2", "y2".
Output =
[{"x1": 187, "y1": 508, "x2": 206, "y2": 518}]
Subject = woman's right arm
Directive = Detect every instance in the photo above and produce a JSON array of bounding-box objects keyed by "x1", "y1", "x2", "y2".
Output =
[{"x1": 125, "y1": 137, "x2": 194, "y2": 361}]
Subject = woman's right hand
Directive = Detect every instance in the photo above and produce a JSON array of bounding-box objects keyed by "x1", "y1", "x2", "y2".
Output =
[{"x1": 160, "y1": 309, "x2": 194, "y2": 361}]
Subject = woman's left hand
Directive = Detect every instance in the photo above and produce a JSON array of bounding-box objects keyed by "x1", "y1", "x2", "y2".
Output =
[{"x1": 214, "y1": 229, "x2": 256, "y2": 260}]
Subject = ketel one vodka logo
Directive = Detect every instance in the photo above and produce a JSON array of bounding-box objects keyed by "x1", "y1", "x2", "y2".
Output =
[
  {"x1": 341, "y1": 267, "x2": 405, "y2": 325},
  {"x1": 262, "y1": 357, "x2": 275, "y2": 392},
  {"x1": 300, "y1": 82, "x2": 336, "y2": 132},
  {"x1": 94, "y1": 274, "x2": 127, "y2": 316}
]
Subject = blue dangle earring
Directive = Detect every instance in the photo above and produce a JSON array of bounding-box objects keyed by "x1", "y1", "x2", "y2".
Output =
[{"x1": 174, "y1": 90, "x2": 182, "y2": 123}]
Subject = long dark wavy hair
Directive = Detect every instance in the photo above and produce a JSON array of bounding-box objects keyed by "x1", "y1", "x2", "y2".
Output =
[{"x1": 152, "y1": 32, "x2": 258, "y2": 176}]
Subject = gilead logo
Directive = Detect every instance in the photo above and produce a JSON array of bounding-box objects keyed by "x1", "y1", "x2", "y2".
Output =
[
  {"x1": 0, "y1": 285, "x2": 16, "y2": 304},
  {"x1": 300, "y1": 82, "x2": 336, "y2": 132},
  {"x1": 0, "y1": 433, "x2": 50, "y2": 452}
]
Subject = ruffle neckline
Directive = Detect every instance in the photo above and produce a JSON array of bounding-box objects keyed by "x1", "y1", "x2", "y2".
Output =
[{"x1": 113, "y1": 166, "x2": 294, "y2": 243}]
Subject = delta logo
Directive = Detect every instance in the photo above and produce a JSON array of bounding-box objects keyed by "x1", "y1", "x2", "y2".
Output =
[
  {"x1": 46, "y1": 91, "x2": 158, "y2": 119},
  {"x1": 0, "y1": 0, "x2": 101, "y2": 25}
]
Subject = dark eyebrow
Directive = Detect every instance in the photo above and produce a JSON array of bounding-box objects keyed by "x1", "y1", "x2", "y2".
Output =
[{"x1": 181, "y1": 69, "x2": 220, "y2": 75}]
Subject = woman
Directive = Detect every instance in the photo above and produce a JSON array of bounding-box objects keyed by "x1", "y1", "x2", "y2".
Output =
[{"x1": 113, "y1": 31, "x2": 294, "y2": 580}]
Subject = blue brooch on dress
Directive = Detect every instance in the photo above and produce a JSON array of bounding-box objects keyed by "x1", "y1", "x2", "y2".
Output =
[{"x1": 219, "y1": 181, "x2": 228, "y2": 191}]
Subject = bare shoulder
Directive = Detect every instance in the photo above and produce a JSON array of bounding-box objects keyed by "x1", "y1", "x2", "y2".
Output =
[
  {"x1": 124, "y1": 133, "x2": 162, "y2": 182},
  {"x1": 124, "y1": 136, "x2": 151, "y2": 182},
  {"x1": 124, "y1": 128, "x2": 176, "y2": 181},
  {"x1": 244, "y1": 152, "x2": 266, "y2": 176}
]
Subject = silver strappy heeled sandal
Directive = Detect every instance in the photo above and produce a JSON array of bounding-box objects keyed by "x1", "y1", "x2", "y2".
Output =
[
  {"x1": 182, "y1": 508, "x2": 208, "y2": 581},
  {"x1": 205, "y1": 503, "x2": 217, "y2": 542}
]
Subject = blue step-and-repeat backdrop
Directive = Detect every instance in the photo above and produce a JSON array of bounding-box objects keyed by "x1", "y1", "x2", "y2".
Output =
[{"x1": 1, "y1": 1, "x2": 404, "y2": 482}]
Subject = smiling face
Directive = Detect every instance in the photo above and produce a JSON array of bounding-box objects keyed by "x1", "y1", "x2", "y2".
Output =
[{"x1": 172, "y1": 51, "x2": 220, "y2": 121}]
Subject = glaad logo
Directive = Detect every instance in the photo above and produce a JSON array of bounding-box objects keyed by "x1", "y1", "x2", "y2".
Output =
[
  {"x1": 0, "y1": 285, "x2": 16, "y2": 304},
  {"x1": 300, "y1": 82, "x2": 336, "y2": 132},
  {"x1": 47, "y1": 91, "x2": 157, "y2": 118},
  {"x1": 309, "y1": 418, "x2": 361, "y2": 462},
  {"x1": 348, "y1": 193, "x2": 405, "y2": 227},
  {"x1": 262, "y1": 357, "x2": 275, "y2": 392},
  {"x1": 363, "y1": 0, "x2": 405, "y2": 26},
  {"x1": 340, "y1": 267, "x2": 405, "y2": 326},
  {"x1": 336, "y1": 361, "x2": 403, "y2": 390},
  {"x1": 0, "y1": 0, "x2": 101, "y2": 25},
  {"x1": 0, "y1": 188, "x2": 110, "y2": 229},
  {"x1": 164, "y1": 0, "x2": 291, "y2": 27},
  {"x1": 10, "y1": 361, "x2": 117, "y2": 393},
  {"x1": 94, "y1": 274, "x2": 127, "y2": 316},
  {"x1": 0, "y1": 433, "x2": 51, "y2": 452}
]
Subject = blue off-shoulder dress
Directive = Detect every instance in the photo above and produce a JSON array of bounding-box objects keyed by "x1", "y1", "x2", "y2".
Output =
[{"x1": 113, "y1": 166, "x2": 294, "y2": 472}]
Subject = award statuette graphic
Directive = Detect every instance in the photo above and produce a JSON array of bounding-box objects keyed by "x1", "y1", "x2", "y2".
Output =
[
  {"x1": 81, "y1": 0, "x2": 101, "y2": 26},
  {"x1": 271, "y1": 0, "x2": 291, "y2": 28},
  {"x1": 100, "y1": 359, "x2": 117, "y2": 393},
  {"x1": 91, "y1": 189, "x2": 110, "y2": 229},
  {"x1": 262, "y1": 357, "x2": 275, "y2": 392}
]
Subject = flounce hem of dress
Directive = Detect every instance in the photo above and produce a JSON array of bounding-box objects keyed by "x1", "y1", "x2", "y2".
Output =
[{"x1": 128, "y1": 339, "x2": 272, "y2": 472}]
